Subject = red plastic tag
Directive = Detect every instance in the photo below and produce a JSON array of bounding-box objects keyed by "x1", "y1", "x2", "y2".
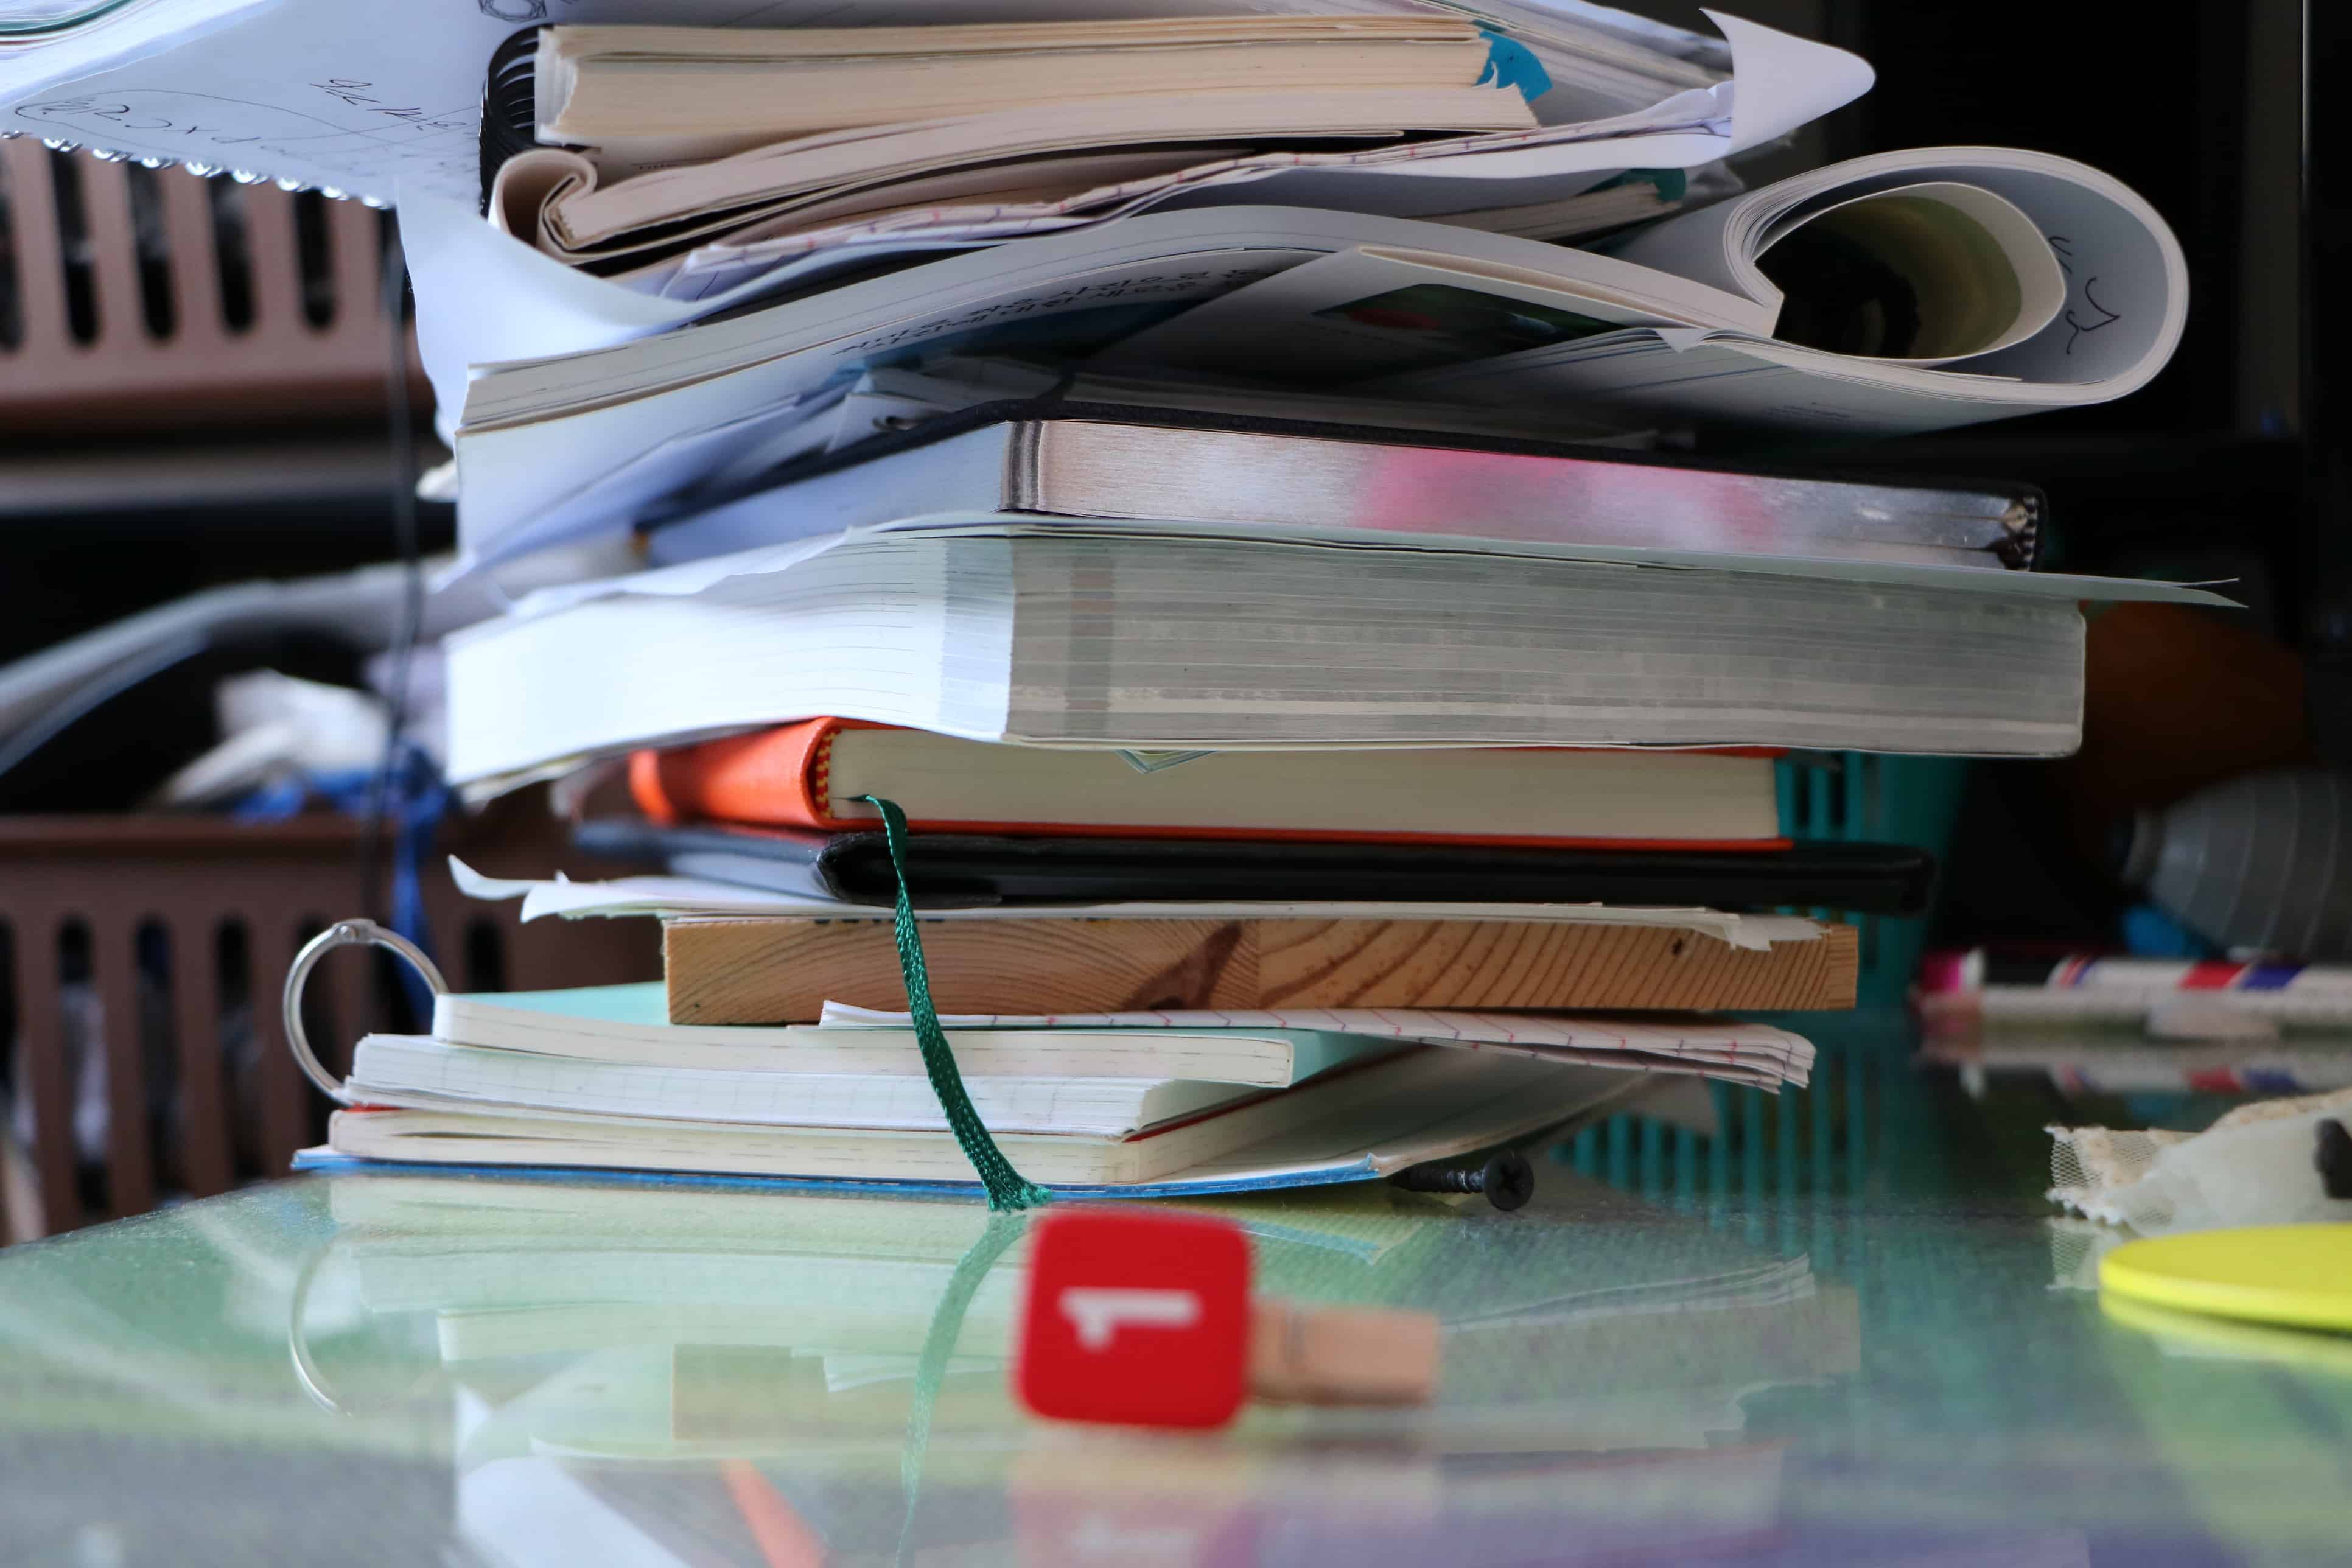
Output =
[{"x1": 1015, "y1": 1207, "x2": 1253, "y2": 1428}]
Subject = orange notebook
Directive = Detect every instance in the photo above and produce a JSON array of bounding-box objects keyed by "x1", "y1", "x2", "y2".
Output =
[{"x1": 629, "y1": 721, "x2": 1788, "y2": 850}]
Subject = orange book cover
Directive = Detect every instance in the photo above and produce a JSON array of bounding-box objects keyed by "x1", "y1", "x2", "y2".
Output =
[
  {"x1": 632, "y1": 718, "x2": 856, "y2": 830},
  {"x1": 630, "y1": 723, "x2": 1788, "y2": 851}
]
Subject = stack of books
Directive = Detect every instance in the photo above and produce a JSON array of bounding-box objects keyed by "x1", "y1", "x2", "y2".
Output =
[{"x1": 18, "y1": 3, "x2": 2229, "y2": 1200}]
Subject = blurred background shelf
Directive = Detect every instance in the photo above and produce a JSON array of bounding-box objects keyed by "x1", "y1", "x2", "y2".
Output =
[{"x1": 0, "y1": 793, "x2": 660, "y2": 1241}]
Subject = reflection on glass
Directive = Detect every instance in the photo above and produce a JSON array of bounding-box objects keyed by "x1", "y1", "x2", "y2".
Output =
[
  {"x1": 1923, "y1": 1026, "x2": 2352, "y2": 1101},
  {"x1": 2098, "y1": 1293, "x2": 2352, "y2": 1379},
  {"x1": 290, "y1": 1173, "x2": 1860, "y2": 1567}
]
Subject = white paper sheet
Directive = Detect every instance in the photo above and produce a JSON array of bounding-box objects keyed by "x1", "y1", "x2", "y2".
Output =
[
  {"x1": 650, "y1": 120, "x2": 1700, "y2": 301},
  {"x1": 819, "y1": 1001, "x2": 1816, "y2": 1086},
  {"x1": 449, "y1": 387, "x2": 852, "y2": 578},
  {"x1": 1091, "y1": 239, "x2": 1766, "y2": 385},
  {"x1": 825, "y1": 998, "x2": 1811, "y2": 1052},
  {"x1": 555, "y1": 505, "x2": 2238, "y2": 612},
  {"x1": 447, "y1": 857, "x2": 1822, "y2": 950}
]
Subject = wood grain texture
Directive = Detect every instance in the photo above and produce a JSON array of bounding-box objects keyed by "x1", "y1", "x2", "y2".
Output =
[{"x1": 665, "y1": 917, "x2": 1858, "y2": 1023}]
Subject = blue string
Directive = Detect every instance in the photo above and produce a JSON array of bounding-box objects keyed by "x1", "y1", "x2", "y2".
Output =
[{"x1": 231, "y1": 745, "x2": 450, "y2": 1015}]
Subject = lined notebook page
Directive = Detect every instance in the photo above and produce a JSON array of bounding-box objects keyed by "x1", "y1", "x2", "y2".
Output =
[
  {"x1": 348, "y1": 1037, "x2": 1251, "y2": 1135},
  {"x1": 822, "y1": 1003, "x2": 1815, "y2": 1087}
]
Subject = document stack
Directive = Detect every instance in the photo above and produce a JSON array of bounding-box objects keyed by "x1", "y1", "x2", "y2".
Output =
[{"x1": 1, "y1": 1, "x2": 2230, "y2": 1202}]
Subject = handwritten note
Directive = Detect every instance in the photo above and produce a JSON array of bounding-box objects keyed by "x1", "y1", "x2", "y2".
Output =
[
  {"x1": 1, "y1": 0, "x2": 816, "y2": 201},
  {"x1": 18, "y1": 88, "x2": 477, "y2": 179}
]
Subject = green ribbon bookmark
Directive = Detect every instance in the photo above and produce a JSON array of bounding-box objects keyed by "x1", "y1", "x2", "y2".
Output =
[
  {"x1": 894, "y1": 1213, "x2": 1028, "y2": 1566},
  {"x1": 856, "y1": 794, "x2": 1052, "y2": 1211}
]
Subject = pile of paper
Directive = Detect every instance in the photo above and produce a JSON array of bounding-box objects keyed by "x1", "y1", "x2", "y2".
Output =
[{"x1": 0, "y1": 0, "x2": 2227, "y2": 1203}]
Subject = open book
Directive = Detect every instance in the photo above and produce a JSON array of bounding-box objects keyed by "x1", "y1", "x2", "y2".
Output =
[
  {"x1": 494, "y1": 87, "x2": 1540, "y2": 278},
  {"x1": 1368, "y1": 148, "x2": 2189, "y2": 436}
]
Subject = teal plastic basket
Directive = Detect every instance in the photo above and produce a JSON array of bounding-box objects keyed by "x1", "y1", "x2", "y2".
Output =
[
  {"x1": 1775, "y1": 752, "x2": 1969, "y2": 1009},
  {"x1": 1550, "y1": 753, "x2": 1970, "y2": 1202}
]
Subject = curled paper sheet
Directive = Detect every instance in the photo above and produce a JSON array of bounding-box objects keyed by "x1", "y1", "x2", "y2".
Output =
[{"x1": 446, "y1": 855, "x2": 1815, "y2": 950}]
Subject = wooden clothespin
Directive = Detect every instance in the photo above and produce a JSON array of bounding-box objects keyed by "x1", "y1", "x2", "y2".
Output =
[{"x1": 1013, "y1": 1207, "x2": 1439, "y2": 1429}]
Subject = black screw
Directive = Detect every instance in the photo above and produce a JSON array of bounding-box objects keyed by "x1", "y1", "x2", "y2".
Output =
[
  {"x1": 2317, "y1": 1118, "x2": 2352, "y2": 1200},
  {"x1": 1391, "y1": 1149, "x2": 1534, "y2": 1211}
]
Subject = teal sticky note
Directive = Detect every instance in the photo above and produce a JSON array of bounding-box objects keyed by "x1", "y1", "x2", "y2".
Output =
[
  {"x1": 1477, "y1": 29, "x2": 1553, "y2": 102},
  {"x1": 1636, "y1": 167, "x2": 1689, "y2": 203}
]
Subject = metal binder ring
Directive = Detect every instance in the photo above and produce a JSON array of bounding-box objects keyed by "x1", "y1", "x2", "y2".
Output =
[
  {"x1": 287, "y1": 1237, "x2": 348, "y2": 1415},
  {"x1": 282, "y1": 919, "x2": 447, "y2": 1103},
  {"x1": 288, "y1": 1233, "x2": 440, "y2": 1418}
]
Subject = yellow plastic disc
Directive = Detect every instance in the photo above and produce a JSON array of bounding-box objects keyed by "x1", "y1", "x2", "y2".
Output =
[{"x1": 2098, "y1": 1224, "x2": 2352, "y2": 1332}]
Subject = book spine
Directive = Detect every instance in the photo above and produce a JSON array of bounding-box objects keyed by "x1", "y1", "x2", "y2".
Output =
[
  {"x1": 809, "y1": 726, "x2": 839, "y2": 821},
  {"x1": 631, "y1": 720, "x2": 844, "y2": 830}
]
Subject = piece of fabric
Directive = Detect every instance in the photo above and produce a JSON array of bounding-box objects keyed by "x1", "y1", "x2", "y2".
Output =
[{"x1": 2050, "y1": 1087, "x2": 2352, "y2": 1233}]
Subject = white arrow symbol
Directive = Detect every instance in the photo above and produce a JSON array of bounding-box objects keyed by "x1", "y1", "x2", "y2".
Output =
[{"x1": 1060, "y1": 1287, "x2": 1202, "y2": 1349}]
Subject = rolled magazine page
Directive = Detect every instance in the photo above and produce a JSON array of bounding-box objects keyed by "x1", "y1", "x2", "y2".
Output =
[
  {"x1": 1752, "y1": 181, "x2": 2066, "y2": 362},
  {"x1": 1377, "y1": 145, "x2": 2186, "y2": 436}
]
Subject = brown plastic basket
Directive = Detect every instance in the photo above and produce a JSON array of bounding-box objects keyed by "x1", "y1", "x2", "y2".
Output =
[
  {"x1": 0, "y1": 141, "x2": 422, "y2": 432},
  {"x1": 0, "y1": 796, "x2": 658, "y2": 1238}
]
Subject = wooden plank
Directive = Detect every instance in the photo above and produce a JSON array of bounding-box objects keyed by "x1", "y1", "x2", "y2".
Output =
[{"x1": 665, "y1": 917, "x2": 1859, "y2": 1024}]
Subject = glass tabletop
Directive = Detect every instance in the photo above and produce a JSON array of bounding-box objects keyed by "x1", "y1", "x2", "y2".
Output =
[{"x1": 2, "y1": 1016, "x2": 2346, "y2": 1567}]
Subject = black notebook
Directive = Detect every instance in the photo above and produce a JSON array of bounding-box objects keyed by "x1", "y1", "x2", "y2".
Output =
[{"x1": 572, "y1": 819, "x2": 1936, "y2": 915}]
